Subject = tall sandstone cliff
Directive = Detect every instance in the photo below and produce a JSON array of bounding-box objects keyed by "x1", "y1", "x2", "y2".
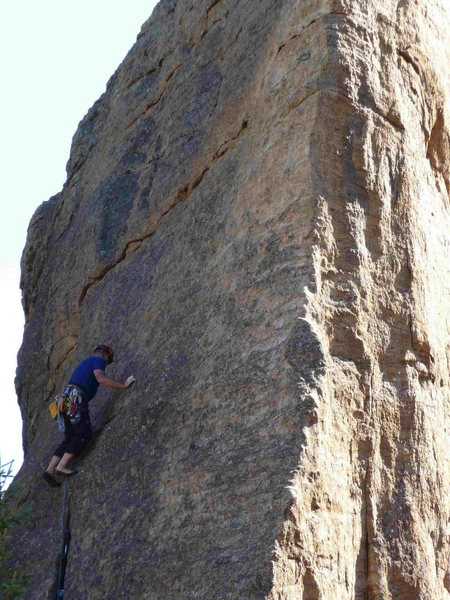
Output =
[{"x1": 10, "y1": 0, "x2": 450, "y2": 598}]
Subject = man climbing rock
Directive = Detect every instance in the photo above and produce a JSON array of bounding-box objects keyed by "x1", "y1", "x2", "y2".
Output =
[{"x1": 43, "y1": 343, "x2": 135, "y2": 487}]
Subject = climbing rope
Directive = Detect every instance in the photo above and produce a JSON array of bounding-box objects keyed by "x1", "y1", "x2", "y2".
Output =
[{"x1": 54, "y1": 478, "x2": 71, "y2": 600}]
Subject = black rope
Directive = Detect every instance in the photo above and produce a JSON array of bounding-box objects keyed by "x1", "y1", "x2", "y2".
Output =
[{"x1": 54, "y1": 478, "x2": 71, "y2": 600}]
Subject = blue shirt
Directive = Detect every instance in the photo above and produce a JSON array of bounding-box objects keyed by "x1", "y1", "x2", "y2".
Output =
[{"x1": 69, "y1": 356, "x2": 106, "y2": 401}]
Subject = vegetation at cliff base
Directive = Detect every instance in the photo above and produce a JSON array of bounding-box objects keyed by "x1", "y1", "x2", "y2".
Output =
[{"x1": 0, "y1": 461, "x2": 33, "y2": 600}]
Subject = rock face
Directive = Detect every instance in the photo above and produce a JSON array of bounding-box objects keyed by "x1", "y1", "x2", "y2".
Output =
[{"x1": 10, "y1": 0, "x2": 450, "y2": 598}]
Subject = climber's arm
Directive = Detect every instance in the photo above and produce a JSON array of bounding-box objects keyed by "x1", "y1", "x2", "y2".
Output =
[{"x1": 94, "y1": 370, "x2": 135, "y2": 389}]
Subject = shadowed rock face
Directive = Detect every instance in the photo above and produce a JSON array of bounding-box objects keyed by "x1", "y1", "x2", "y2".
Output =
[{"x1": 9, "y1": 0, "x2": 450, "y2": 598}]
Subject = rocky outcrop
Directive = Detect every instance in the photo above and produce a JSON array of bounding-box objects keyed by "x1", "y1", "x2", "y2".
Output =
[{"x1": 9, "y1": 0, "x2": 450, "y2": 598}]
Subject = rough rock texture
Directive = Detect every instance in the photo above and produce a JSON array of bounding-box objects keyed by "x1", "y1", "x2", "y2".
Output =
[{"x1": 9, "y1": 0, "x2": 450, "y2": 598}]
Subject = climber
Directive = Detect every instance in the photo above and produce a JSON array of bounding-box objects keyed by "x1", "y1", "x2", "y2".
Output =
[{"x1": 43, "y1": 343, "x2": 135, "y2": 487}]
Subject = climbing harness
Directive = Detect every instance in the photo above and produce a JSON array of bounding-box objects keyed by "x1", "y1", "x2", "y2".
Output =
[
  {"x1": 48, "y1": 385, "x2": 85, "y2": 433},
  {"x1": 63, "y1": 385, "x2": 83, "y2": 425}
]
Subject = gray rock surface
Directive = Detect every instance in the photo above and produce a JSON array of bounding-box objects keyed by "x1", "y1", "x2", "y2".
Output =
[{"x1": 8, "y1": 0, "x2": 450, "y2": 598}]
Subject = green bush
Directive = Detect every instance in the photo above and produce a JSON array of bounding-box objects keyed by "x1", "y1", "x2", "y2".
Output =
[{"x1": 0, "y1": 460, "x2": 33, "y2": 600}]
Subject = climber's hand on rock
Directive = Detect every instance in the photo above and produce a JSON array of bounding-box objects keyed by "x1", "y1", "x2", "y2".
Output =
[{"x1": 125, "y1": 376, "x2": 136, "y2": 388}]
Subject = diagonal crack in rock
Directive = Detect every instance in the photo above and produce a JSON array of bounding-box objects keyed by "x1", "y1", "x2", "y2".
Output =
[{"x1": 78, "y1": 119, "x2": 249, "y2": 307}]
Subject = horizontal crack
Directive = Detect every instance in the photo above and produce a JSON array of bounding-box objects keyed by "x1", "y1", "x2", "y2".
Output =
[
  {"x1": 77, "y1": 185, "x2": 190, "y2": 307},
  {"x1": 276, "y1": 24, "x2": 315, "y2": 57},
  {"x1": 125, "y1": 63, "x2": 184, "y2": 130},
  {"x1": 206, "y1": 0, "x2": 224, "y2": 17},
  {"x1": 78, "y1": 121, "x2": 249, "y2": 307},
  {"x1": 278, "y1": 90, "x2": 319, "y2": 120},
  {"x1": 214, "y1": 119, "x2": 248, "y2": 157},
  {"x1": 275, "y1": 10, "x2": 348, "y2": 57},
  {"x1": 126, "y1": 67, "x2": 157, "y2": 89}
]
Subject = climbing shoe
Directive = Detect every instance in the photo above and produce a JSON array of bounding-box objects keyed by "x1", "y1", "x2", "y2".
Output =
[
  {"x1": 55, "y1": 466, "x2": 78, "y2": 476},
  {"x1": 43, "y1": 471, "x2": 61, "y2": 487}
]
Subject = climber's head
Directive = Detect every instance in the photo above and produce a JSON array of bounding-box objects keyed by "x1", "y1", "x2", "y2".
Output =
[{"x1": 94, "y1": 343, "x2": 114, "y2": 364}]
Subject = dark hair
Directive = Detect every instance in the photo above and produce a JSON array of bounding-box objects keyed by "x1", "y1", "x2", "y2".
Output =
[{"x1": 94, "y1": 343, "x2": 114, "y2": 364}]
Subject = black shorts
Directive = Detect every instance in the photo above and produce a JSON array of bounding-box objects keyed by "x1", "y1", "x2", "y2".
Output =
[{"x1": 53, "y1": 411, "x2": 92, "y2": 457}]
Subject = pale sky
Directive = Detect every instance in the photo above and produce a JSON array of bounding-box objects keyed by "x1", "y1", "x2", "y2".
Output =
[
  {"x1": 0, "y1": 0, "x2": 158, "y2": 478},
  {"x1": 1, "y1": 2, "x2": 450, "y2": 481}
]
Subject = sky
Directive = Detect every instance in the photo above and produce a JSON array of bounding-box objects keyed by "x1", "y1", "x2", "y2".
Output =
[
  {"x1": 1, "y1": 2, "x2": 450, "y2": 484},
  {"x1": 0, "y1": 0, "x2": 159, "y2": 480}
]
